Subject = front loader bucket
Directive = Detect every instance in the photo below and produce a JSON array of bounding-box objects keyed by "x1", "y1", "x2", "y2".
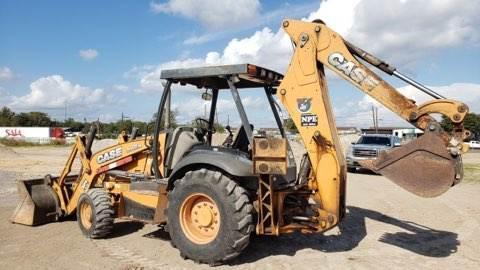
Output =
[
  {"x1": 360, "y1": 132, "x2": 460, "y2": 198},
  {"x1": 10, "y1": 177, "x2": 60, "y2": 226}
]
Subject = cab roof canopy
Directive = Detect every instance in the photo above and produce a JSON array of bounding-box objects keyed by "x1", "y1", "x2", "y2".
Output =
[{"x1": 160, "y1": 64, "x2": 283, "y2": 90}]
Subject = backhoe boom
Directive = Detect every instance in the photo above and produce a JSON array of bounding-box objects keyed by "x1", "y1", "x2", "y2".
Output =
[{"x1": 276, "y1": 19, "x2": 469, "y2": 231}]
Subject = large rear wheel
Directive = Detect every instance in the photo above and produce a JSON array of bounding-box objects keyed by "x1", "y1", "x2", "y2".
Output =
[
  {"x1": 77, "y1": 188, "x2": 114, "y2": 239},
  {"x1": 167, "y1": 169, "x2": 254, "y2": 265}
]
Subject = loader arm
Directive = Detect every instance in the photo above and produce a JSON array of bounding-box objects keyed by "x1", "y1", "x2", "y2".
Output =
[{"x1": 277, "y1": 19, "x2": 469, "y2": 229}]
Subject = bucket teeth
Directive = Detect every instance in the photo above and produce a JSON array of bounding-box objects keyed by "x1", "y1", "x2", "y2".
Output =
[{"x1": 359, "y1": 132, "x2": 459, "y2": 198}]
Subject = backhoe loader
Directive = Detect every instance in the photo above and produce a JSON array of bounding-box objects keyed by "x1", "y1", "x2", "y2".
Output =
[{"x1": 11, "y1": 19, "x2": 470, "y2": 265}]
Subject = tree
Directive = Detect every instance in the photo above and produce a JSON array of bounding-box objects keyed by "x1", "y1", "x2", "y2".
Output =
[
  {"x1": 14, "y1": 111, "x2": 52, "y2": 126},
  {"x1": 152, "y1": 109, "x2": 178, "y2": 129},
  {"x1": 441, "y1": 113, "x2": 480, "y2": 140},
  {"x1": 63, "y1": 118, "x2": 86, "y2": 132},
  {"x1": 214, "y1": 122, "x2": 225, "y2": 133},
  {"x1": 0, "y1": 107, "x2": 15, "y2": 126},
  {"x1": 284, "y1": 117, "x2": 298, "y2": 133}
]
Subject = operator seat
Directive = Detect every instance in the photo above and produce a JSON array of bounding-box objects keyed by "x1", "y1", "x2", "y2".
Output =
[
  {"x1": 164, "y1": 127, "x2": 203, "y2": 174},
  {"x1": 231, "y1": 124, "x2": 253, "y2": 153}
]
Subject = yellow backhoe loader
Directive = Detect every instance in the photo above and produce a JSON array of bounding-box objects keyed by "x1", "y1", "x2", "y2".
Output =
[{"x1": 11, "y1": 19, "x2": 470, "y2": 265}]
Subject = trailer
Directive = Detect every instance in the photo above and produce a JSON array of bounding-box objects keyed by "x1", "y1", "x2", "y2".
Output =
[{"x1": 0, "y1": 127, "x2": 65, "y2": 143}]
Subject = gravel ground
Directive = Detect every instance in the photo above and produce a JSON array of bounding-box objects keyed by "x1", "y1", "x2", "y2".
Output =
[{"x1": 0, "y1": 139, "x2": 479, "y2": 270}]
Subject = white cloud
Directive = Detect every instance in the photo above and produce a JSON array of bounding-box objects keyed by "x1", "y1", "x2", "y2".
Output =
[
  {"x1": 0, "y1": 66, "x2": 15, "y2": 81},
  {"x1": 305, "y1": 0, "x2": 361, "y2": 36},
  {"x1": 338, "y1": 83, "x2": 480, "y2": 127},
  {"x1": 183, "y1": 33, "x2": 215, "y2": 45},
  {"x1": 240, "y1": 96, "x2": 264, "y2": 109},
  {"x1": 132, "y1": 0, "x2": 480, "y2": 126},
  {"x1": 172, "y1": 95, "x2": 265, "y2": 124},
  {"x1": 150, "y1": 0, "x2": 260, "y2": 29},
  {"x1": 10, "y1": 75, "x2": 107, "y2": 109},
  {"x1": 133, "y1": 27, "x2": 292, "y2": 92},
  {"x1": 113, "y1": 84, "x2": 129, "y2": 92},
  {"x1": 348, "y1": 0, "x2": 480, "y2": 65},
  {"x1": 79, "y1": 49, "x2": 99, "y2": 61},
  {"x1": 152, "y1": 0, "x2": 480, "y2": 78},
  {"x1": 178, "y1": 1, "x2": 318, "y2": 45},
  {"x1": 140, "y1": 58, "x2": 206, "y2": 91},
  {"x1": 0, "y1": 86, "x2": 13, "y2": 106},
  {"x1": 123, "y1": 65, "x2": 156, "y2": 79},
  {"x1": 140, "y1": 0, "x2": 480, "y2": 92}
]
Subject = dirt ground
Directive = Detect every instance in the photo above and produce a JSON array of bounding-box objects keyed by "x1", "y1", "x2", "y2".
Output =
[{"x1": 0, "y1": 142, "x2": 479, "y2": 270}]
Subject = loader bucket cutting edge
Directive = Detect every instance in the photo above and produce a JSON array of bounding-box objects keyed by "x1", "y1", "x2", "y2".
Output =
[
  {"x1": 10, "y1": 177, "x2": 60, "y2": 226},
  {"x1": 359, "y1": 132, "x2": 459, "y2": 198}
]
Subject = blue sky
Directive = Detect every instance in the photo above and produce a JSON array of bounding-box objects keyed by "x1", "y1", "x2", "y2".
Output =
[{"x1": 1, "y1": 0, "x2": 479, "y2": 127}]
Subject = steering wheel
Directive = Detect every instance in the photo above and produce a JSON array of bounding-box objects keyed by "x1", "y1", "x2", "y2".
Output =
[
  {"x1": 195, "y1": 118, "x2": 209, "y2": 130},
  {"x1": 194, "y1": 118, "x2": 215, "y2": 139}
]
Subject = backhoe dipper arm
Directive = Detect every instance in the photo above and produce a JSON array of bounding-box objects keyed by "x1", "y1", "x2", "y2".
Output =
[
  {"x1": 282, "y1": 20, "x2": 469, "y2": 133},
  {"x1": 277, "y1": 19, "x2": 469, "y2": 231}
]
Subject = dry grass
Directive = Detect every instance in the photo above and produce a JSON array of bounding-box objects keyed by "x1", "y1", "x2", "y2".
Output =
[
  {"x1": 463, "y1": 163, "x2": 480, "y2": 182},
  {"x1": 0, "y1": 138, "x2": 69, "y2": 147}
]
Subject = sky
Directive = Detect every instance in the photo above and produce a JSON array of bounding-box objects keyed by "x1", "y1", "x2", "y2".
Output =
[{"x1": 1, "y1": 0, "x2": 479, "y2": 128}]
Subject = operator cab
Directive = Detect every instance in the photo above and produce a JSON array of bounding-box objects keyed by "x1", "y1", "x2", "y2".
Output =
[{"x1": 154, "y1": 64, "x2": 297, "y2": 188}]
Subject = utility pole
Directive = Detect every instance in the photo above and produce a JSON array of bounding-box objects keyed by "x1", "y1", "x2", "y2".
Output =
[
  {"x1": 372, "y1": 106, "x2": 379, "y2": 133},
  {"x1": 64, "y1": 102, "x2": 67, "y2": 122},
  {"x1": 97, "y1": 117, "x2": 100, "y2": 136},
  {"x1": 121, "y1": 112, "x2": 130, "y2": 127}
]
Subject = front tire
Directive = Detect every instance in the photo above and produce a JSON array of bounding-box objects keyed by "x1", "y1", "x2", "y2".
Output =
[
  {"x1": 77, "y1": 188, "x2": 114, "y2": 239},
  {"x1": 167, "y1": 169, "x2": 254, "y2": 265}
]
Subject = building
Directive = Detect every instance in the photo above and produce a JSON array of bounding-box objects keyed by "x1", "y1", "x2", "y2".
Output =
[{"x1": 337, "y1": 126, "x2": 360, "y2": 135}]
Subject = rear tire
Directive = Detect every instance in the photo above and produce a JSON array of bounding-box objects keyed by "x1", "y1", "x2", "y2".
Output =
[
  {"x1": 77, "y1": 188, "x2": 114, "y2": 239},
  {"x1": 167, "y1": 169, "x2": 254, "y2": 265}
]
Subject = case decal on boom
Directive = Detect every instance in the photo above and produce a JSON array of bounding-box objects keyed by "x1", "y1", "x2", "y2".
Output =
[
  {"x1": 328, "y1": 52, "x2": 379, "y2": 91},
  {"x1": 301, "y1": 113, "x2": 318, "y2": 126},
  {"x1": 97, "y1": 148, "x2": 122, "y2": 164}
]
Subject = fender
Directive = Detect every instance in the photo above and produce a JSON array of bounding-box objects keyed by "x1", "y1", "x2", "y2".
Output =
[{"x1": 167, "y1": 148, "x2": 255, "y2": 190}]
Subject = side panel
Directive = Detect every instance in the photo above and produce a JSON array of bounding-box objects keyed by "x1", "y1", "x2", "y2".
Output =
[{"x1": 65, "y1": 138, "x2": 151, "y2": 214}]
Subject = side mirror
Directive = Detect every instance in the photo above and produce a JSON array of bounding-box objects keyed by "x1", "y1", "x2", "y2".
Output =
[
  {"x1": 351, "y1": 142, "x2": 356, "y2": 145},
  {"x1": 201, "y1": 91, "x2": 212, "y2": 101}
]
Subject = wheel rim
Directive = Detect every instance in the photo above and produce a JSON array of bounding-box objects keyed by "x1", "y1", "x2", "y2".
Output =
[
  {"x1": 179, "y1": 193, "x2": 220, "y2": 244},
  {"x1": 79, "y1": 201, "x2": 93, "y2": 230}
]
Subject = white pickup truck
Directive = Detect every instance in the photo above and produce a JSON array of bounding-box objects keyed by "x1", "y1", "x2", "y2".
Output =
[{"x1": 468, "y1": 141, "x2": 480, "y2": 149}]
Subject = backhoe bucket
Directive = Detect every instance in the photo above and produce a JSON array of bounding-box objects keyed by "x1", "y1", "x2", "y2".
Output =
[
  {"x1": 10, "y1": 177, "x2": 60, "y2": 226},
  {"x1": 360, "y1": 132, "x2": 460, "y2": 198}
]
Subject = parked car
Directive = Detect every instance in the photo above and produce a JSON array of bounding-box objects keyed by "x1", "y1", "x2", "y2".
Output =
[
  {"x1": 346, "y1": 134, "x2": 401, "y2": 172},
  {"x1": 468, "y1": 140, "x2": 480, "y2": 149}
]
